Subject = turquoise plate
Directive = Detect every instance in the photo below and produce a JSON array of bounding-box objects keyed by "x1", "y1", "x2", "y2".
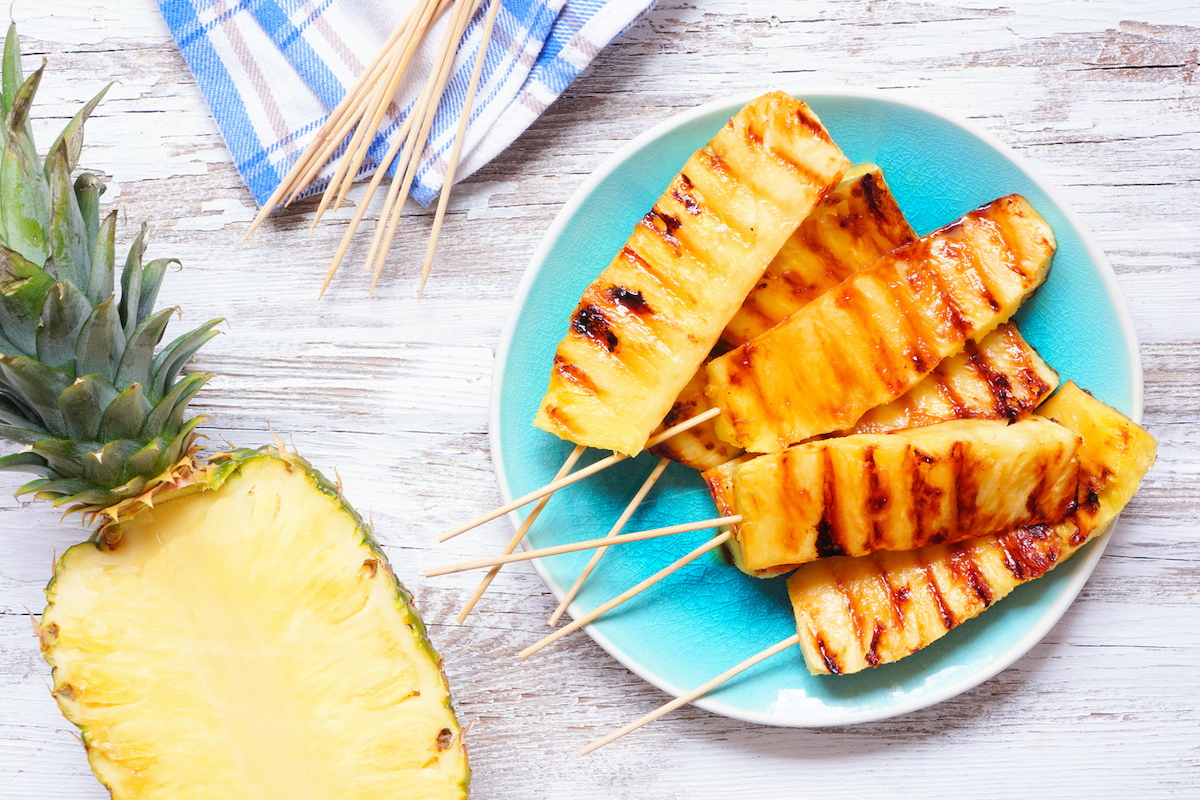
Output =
[{"x1": 490, "y1": 89, "x2": 1142, "y2": 727}]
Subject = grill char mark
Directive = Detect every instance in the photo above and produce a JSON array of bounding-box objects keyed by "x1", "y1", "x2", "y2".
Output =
[{"x1": 571, "y1": 304, "x2": 620, "y2": 352}]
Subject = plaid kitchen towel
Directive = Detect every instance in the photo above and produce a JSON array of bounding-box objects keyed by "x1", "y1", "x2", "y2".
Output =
[{"x1": 159, "y1": 0, "x2": 658, "y2": 207}]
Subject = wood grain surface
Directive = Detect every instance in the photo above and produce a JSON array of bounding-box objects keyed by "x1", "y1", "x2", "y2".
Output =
[{"x1": 1, "y1": 1, "x2": 1197, "y2": 797}]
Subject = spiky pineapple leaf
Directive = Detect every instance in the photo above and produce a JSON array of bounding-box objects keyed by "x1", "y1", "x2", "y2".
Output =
[
  {"x1": 0, "y1": 244, "x2": 53, "y2": 355},
  {"x1": 151, "y1": 319, "x2": 221, "y2": 399},
  {"x1": 1, "y1": 24, "x2": 23, "y2": 121},
  {"x1": 74, "y1": 174, "x2": 104, "y2": 263},
  {"x1": 118, "y1": 223, "x2": 147, "y2": 338},
  {"x1": 137, "y1": 258, "x2": 176, "y2": 328},
  {"x1": 46, "y1": 83, "x2": 111, "y2": 174},
  {"x1": 98, "y1": 383, "x2": 148, "y2": 442},
  {"x1": 36, "y1": 280, "x2": 92, "y2": 375},
  {"x1": 81, "y1": 438, "x2": 143, "y2": 486},
  {"x1": 73, "y1": 297, "x2": 124, "y2": 382},
  {"x1": 143, "y1": 371, "x2": 208, "y2": 438},
  {"x1": 0, "y1": 450, "x2": 52, "y2": 477},
  {"x1": 45, "y1": 142, "x2": 90, "y2": 291},
  {"x1": 26, "y1": 440, "x2": 97, "y2": 479},
  {"x1": 86, "y1": 210, "x2": 117, "y2": 307},
  {"x1": 0, "y1": 63, "x2": 50, "y2": 265},
  {"x1": 115, "y1": 307, "x2": 173, "y2": 392},
  {"x1": 0, "y1": 354, "x2": 70, "y2": 432},
  {"x1": 59, "y1": 375, "x2": 119, "y2": 442}
]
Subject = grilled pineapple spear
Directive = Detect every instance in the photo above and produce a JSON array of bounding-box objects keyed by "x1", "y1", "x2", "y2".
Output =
[
  {"x1": 707, "y1": 194, "x2": 1057, "y2": 453},
  {"x1": 1, "y1": 28, "x2": 468, "y2": 798},
  {"x1": 534, "y1": 91, "x2": 850, "y2": 457},
  {"x1": 713, "y1": 417, "x2": 1081, "y2": 577},
  {"x1": 787, "y1": 382, "x2": 1156, "y2": 675},
  {"x1": 650, "y1": 163, "x2": 917, "y2": 471}
]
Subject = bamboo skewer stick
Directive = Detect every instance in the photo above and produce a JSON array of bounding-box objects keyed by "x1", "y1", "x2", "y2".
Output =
[
  {"x1": 522, "y1": 530, "x2": 732, "y2": 659},
  {"x1": 547, "y1": 457, "x2": 671, "y2": 626},
  {"x1": 579, "y1": 633, "x2": 801, "y2": 755},
  {"x1": 455, "y1": 444, "x2": 585, "y2": 623},
  {"x1": 418, "y1": 0, "x2": 503, "y2": 297},
  {"x1": 242, "y1": 9, "x2": 417, "y2": 239},
  {"x1": 365, "y1": 0, "x2": 480, "y2": 294},
  {"x1": 426, "y1": 515, "x2": 740, "y2": 578},
  {"x1": 438, "y1": 407, "x2": 720, "y2": 542}
]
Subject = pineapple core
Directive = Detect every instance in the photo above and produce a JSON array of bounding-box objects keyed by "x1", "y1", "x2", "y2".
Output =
[{"x1": 40, "y1": 456, "x2": 468, "y2": 800}]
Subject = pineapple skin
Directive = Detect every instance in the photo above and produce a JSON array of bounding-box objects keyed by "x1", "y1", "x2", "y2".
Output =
[
  {"x1": 787, "y1": 382, "x2": 1157, "y2": 676},
  {"x1": 706, "y1": 194, "x2": 1058, "y2": 453},
  {"x1": 533, "y1": 91, "x2": 850, "y2": 457},
  {"x1": 39, "y1": 447, "x2": 470, "y2": 800},
  {"x1": 723, "y1": 417, "x2": 1081, "y2": 576},
  {"x1": 650, "y1": 164, "x2": 916, "y2": 471}
]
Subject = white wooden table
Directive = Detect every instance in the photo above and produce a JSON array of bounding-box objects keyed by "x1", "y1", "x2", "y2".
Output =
[{"x1": 2, "y1": 1, "x2": 1197, "y2": 797}]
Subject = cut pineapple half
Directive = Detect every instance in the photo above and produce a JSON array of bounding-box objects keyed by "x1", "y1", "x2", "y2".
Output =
[
  {"x1": 40, "y1": 450, "x2": 469, "y2": 800},
  {"x1": 786, "y1": 382, "x2": 1157, "y2": 675}
]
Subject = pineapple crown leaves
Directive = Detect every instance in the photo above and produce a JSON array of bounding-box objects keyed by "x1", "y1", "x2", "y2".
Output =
[{"x1": 0, "y1": 25, "x2": 222, "y2": 516}]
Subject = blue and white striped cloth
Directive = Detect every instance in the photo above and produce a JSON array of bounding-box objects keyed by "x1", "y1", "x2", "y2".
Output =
[{"x1": 159, "y1": 0, "x2": 658, "y2": 207}]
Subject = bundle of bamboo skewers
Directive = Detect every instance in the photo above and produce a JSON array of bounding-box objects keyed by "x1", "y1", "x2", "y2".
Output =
[{"x1": 243, "y1": 0, "x2": 502, "y2": 295}]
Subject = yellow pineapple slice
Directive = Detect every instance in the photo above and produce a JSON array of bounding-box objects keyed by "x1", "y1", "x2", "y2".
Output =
[
  {"x1": 533, "y1": 91, "x2": 850, "y2": 456},
  {"x1": 703, "y1": 322, "x2": 1059, "y2": 545},
  {"x1": 848, "y1": 322, "x2": 1058, "y2": 434},
  {"x1": 650, "y1": 164, "x2": 916, "y2": 471},
  {"x1": 719, "y1": 417, "x2": 1080, "y2": 577},
  {"x1": 786, "y1": 382, "x2": 1156, "y2": 675},
  {"x1": 706, "y1": 195, "x2": 1057, "y2": 453}
]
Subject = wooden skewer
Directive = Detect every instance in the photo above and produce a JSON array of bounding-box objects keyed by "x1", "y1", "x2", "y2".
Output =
[
  {"x1": 522, "y1": 530, "x2": 732, "y2": 659},
  {"x1": 455, "y1": 444, "x2": 585, "y2": 623},
  {"x1": 425, "y1": 515, "x2": 740, "y2": 578},
  {"x1": 365, "y1": 0, "x2": 482, "y2": 294},
  {"x1": 438, "y1": 407, "x2": 720, "y2": 543},
  {"x1": 418, "y1": 0, "x2": 503, "y2": 297},
  {"x1": 242, "y1": 9, "x2": 418, "y2": 240},
  {"x1": 548, "y1": 457, "x2": 670, "y2": 626},
  {"x1": 579, "y1": 632, "x2": 801, "y2": 755}
]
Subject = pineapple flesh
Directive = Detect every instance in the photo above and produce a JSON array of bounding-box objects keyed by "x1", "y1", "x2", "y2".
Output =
[
  {"x1": 534, "y1": 91, "x2": 850, "y2": 456},
  {"x1": 650, "y1": 164, "x2": 916, "y2": 471},
  {"x1": 704, "y1": 322, "x2": 1059, "y2": 570},
  {"x1": 719, "y1": 417, "x2": 1081, "y2": 577},
  {"x1": 786, "y1": 382, "x2": 1157, "y2": 675},
  {"x1": 847, "y1": 322, "x2": 1058, "y2": 435},
  {"x1": 40, "y1": 451, "x2": 468, "y2": 800},
  {"x1": 706, "y1": 194, "x2": 1057, "y2": 453},
  {"x1": 0, "y1": 27, "x2": 469, "y2": 797}
]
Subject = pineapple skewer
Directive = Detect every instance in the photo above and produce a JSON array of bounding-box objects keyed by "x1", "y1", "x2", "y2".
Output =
[
  {"x1": 716, "y1": 416, "x2": 1082, "y2": 578},
  {"x1": 426, "y1": 515, "x2": 741, "y2": 577},
  {"x1": 441, "y1": 163, "x2": 911, "y2": 544},
  {"x1": 581, "y1": 382, "x2": 1156, "y2": 753},
  {"x1": 522, "y1": 325, "x2": 1059, "y2": 655},
  {"x1": 534, "y1": 91, "x2": 850, "y2": 458},
  {"x1": 456, "y1": 444, "x2": 586, "y2": 622},
  {"x1": 707, "y1": 194, "x2": 1057, "y2": 453},
  {"x1": 548, "y1": 457, "x2": 671, "y2": 626}
]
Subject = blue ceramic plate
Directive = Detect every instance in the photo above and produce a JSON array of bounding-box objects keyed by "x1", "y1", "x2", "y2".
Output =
[{"x1": 490, "y1": 89, "x2": 1142, "y2": 727}]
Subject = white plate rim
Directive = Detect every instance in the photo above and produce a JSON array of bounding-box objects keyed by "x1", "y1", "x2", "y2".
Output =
[{"x1": 488, "y1": 86, "x2": 1144, "y2": 727}]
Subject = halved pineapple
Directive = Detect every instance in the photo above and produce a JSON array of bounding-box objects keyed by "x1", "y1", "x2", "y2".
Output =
[
  {"x1": 650, "y1": 164, "x2": 916, "y2": 471},
  {"x1": 40, "y1": 450, "x2": 469, "y2": 800},
  {"x1": 534, "y1": 91, "x2": 850, "y2": 456},
  {"x1": 718, "y1": 417, "x2": 1080, "y2": 577},
  {"x1": 706, "y1": 195, "x2": 1057, "y2": 453},
  {"x1": 786, "y1": 382, "x2": 1156, "y2": 675}
]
